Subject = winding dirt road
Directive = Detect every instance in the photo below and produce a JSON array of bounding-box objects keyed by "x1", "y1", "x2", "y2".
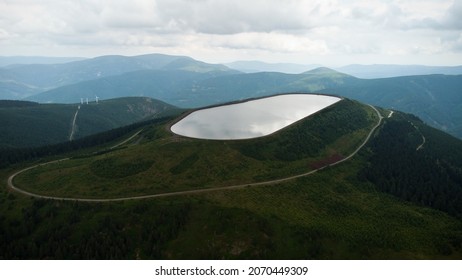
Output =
[
  {"x1": 69, "y1": 106, "x2": 80, "y2": 141},
  {"x1": 7, "y1": 105, "x2": 383, "y2": 202},
  {"x1": 110, "y1": 129, "x2": 143, "y2": 149}
]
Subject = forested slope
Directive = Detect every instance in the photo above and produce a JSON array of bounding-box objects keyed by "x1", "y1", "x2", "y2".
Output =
[
  {"x1": 361, "y1": 112, "x2": 462, "y2": 218},
  {"x1": 0, "y1": 97, "x2": 179, "y2": 149}
]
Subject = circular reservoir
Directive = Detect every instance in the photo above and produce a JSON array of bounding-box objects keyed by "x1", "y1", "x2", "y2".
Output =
[{"x1": 171, "y1": 94, "x2": 341, "y2": 140}]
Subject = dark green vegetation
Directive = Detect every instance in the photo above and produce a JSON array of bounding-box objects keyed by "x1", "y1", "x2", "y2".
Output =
[
  {"x1": 1, "y1": 181, "x2": 461, "y2": 259},
  {"x1": 2, "y1": 97, "x2": 462, "y2": 259},
  {"x1": 362, "y1": 112, "x2": 462, "y2": 219},
  {"x1": 0, "y1": 117, "x2": 173, "y2": 169},
  {"x1": 0, "y1": 97, "x2": 180, "y2": 149},
  {"x1": 0, "y1": 192, "x2": 190, "y2": 259}
]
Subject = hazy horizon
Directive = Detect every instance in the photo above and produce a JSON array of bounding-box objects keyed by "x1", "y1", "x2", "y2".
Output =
[{"x1": 1, "y1": 53, "x2": 462, "y2": 69}]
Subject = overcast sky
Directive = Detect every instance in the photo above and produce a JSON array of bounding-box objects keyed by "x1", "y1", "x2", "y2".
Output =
[{"x1": 1, "y1": 0, "x2": 461, "y2": 66}]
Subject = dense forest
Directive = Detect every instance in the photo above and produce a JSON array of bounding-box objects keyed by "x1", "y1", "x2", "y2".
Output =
[
  {"x1": 361, "y1": 113, "x2": 462, "y2": 218},
  {"x1": 0, "y1": 100, "x2": 39, "y2": 108},
  {"x1": 0, "y1": 117, "x2": 173, "y2": 168},
  {"x1": 0, "y1": 97, "x2": 179, "y2": 149},
  {"x1": 0, "y1": 197, "x2": 190, "y2": 259}
]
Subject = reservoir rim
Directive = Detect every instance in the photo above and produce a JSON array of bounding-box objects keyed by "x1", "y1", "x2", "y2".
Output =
[{"x1": 168, "y1": 92, "x2": 344, "y2": 141}]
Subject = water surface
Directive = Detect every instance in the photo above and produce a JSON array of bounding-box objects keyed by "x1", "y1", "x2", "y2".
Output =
[{"x1": 171, "y1": 94, "x2": 341, "y2": 140}]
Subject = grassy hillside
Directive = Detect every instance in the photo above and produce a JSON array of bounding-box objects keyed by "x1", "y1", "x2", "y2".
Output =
[
  {"x1": 2, "y1": 174, "x2": 461, "y2": 259},
  {"x1": 0, "y1": 97, "x2": 179, "y2": 148},
  {"x1": 13, "y1": 99, "x2": 376, "y2": 198},
  {"x1": 2, "y1": 97, "x2": 462, "y2": 259}
]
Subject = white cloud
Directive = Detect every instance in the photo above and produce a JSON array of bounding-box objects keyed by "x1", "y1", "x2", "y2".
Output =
[
  {"x1": 154, "y1": 0, "x2": 313, "y2": 34},
  {"x1": 101, "y1": 0, "x2": 161, "y2": 29},
  {"x1": 0, "y1": 0, "x2": 460, "y2": 65},
  {"x1": 441, "y1": 0, "x2": 462, "y2": 29},
  {"x1": 205, "y1": 32, "x2": 329, "y2": 54},
  {"x1": 0, "y1": 28, "x2": 12, "y2": 41}
]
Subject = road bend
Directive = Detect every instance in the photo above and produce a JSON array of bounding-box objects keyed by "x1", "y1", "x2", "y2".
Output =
[
  {"x1": 7, "y1": 105, "x2": 384, "y2": 202},
  {"x1": 410, "y1": 121, "x2": 426, "y2": 151}
]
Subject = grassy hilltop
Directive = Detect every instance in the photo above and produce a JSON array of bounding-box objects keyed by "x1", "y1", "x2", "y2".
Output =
[{"x1": 13, "y1": 99, "x2": 375, "y2": 198}]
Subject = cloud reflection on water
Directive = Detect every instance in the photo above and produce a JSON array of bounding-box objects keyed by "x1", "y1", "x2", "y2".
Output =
[{"x1": 171, "y1": 94, "x2": 341, "y2": 140}]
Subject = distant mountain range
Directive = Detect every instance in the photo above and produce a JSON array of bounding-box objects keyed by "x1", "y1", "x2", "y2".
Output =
[
  {"x1": 225, "y1": 60, "x2": 321, "y2": 74},
  {"x1": 0, "y1": 56, "x2": 86, "y2": 67},
  {"x1": 226, "y1": 60, "x2": 462, "y2": 78},
  {"x1": 336, "y1": 64, "x2": 462, "y2": 79},
  {"x1": 0, "y1": 53, "x2": 237, "y2": 99},
  {"x1": 2, "y1": 54, "x2": 462, "y2": 139}
]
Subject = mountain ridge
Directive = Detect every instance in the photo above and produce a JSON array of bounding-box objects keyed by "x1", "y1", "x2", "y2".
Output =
[
  {"x1": 226, "y1": 60, "x2": 321, "y2": 74},
  {"x1": 0, "y1": 56, "x2": 86, "y2": 67},
  {"x1": 0, "y1": 54, "x2": 238, "y2": 99},
  {"x1": 336, "y1": 64, "x2": 462, "y2": 78},
  {"x1": 225, "y1": 59, "x2": 462, "y2": 77}
]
